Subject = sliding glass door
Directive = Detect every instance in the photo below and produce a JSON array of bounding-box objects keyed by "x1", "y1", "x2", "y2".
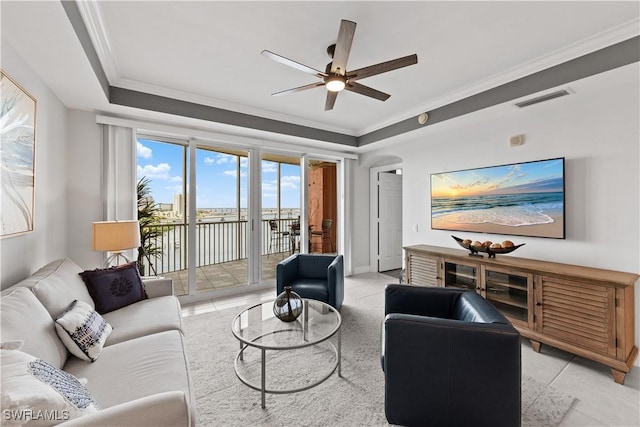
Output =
[
  {"x1": 137, "y1": 136, "x2": 342, "y2": 298},
  {"x1": 194, "y1": 146, "x2": 248, "y2": 293},
  {"x1": 136, "y1": 137, "x2": 188, "y2": 295},
  {"x1": 261, "y1": 153, "x2": 301, "y2": 283}
]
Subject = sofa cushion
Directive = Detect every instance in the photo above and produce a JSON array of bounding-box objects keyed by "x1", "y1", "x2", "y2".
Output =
[
  {"x1": 101, "y1": 296, "x2": 184, "y2": 346},
  {"x1": 11, "y1": 258, "x2": 95, "y2": 320},
  {"x1": 80, "y1": 262, "x2": 148, "y2": 314},
  {"x1": 290, "y1": 279, "x2": 329, "y2": 303},
  {"x1": 55, "y1": 300, "x2": 113, "y2": 362},
  {"x1": 63, "y1": 330, "x2": 192, "y2": 412},
  {"x1": 1, "y1": 348, "x2": 99, "y2": 425},
  {"x1": 1, "y1": 287, "x2": 68, "y2": 369}
]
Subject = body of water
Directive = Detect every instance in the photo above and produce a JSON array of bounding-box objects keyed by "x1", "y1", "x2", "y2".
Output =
[{"x1": 432, "y1": 192, "x2": 563, "y2": 227}]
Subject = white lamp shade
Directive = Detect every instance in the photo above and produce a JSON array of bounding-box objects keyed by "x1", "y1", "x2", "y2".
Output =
[{"x1": 92, "y1": 220, "x2": 141, "y2": 252}]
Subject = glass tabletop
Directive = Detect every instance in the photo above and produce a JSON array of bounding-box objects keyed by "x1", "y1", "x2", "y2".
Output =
[{"x1": 231, "y1": 299, "x2": 341, "y2": 350}]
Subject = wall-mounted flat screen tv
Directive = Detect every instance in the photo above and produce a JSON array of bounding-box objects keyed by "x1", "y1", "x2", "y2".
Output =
[{"x1": 431, "y1": 158, "x2": 565, "y2": 239}]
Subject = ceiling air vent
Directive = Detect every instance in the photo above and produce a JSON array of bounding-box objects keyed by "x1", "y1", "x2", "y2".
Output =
[{"x1": 514, "y1": 89, "x2": 571, "y2": 108}]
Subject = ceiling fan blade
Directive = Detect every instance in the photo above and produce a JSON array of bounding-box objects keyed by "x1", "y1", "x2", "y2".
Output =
[
  {"x1": 345, "y1": 82, "x2": 390, "y2": 101},
  {"x1": 348, "y1": 54, "x2": 418, "y2": 81},
  {"x1": 331, "y1": 20, "x2": 356, "y2": 75},
  {"x1": 325, "y1": 91, "x2": 338, "y2": 111},
  {"x1": 261, "y1": 50, "x2": 327, "y2": 78},
  {"x1": 271, "y1": 82, "x2": 325, "y2": 97}
]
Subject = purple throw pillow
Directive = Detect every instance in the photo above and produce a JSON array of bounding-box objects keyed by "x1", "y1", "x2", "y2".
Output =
[{"x1": 80, "y1": 262, "x2": 148, "y2": 314}]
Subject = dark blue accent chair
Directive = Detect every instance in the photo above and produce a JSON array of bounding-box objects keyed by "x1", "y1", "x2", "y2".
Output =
[
  {"x1": 382, "y1": 285, "x2": 522, "y2": 427},
  {"x1": 276, "y1": 254, "x2": 344, "y2": 310}
]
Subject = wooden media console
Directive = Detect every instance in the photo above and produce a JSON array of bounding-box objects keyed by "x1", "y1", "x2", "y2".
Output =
[{"x1": 404, "y1": 244, "x2": 638, "y2": 384}]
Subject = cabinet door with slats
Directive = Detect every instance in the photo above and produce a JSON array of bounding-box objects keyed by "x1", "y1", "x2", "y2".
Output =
[
  {"x1": 408, "y1": 254, "x2": 440, "y2": 286},
  {"x1": 536, "y1": 276, "x2": 616, "y2": 356}
]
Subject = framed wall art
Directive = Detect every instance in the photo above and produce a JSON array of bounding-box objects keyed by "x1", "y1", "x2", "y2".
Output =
[
  {"x1": 431, "y1": 158, "x2": 565, "y2": 239},
  {"x1": 1, "y1": 70, "x2": 37, "y2": 238}
]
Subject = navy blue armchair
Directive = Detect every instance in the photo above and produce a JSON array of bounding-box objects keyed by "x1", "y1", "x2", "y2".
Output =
[
  {"x1": 276, "y1": 254, "x2": 344, "y2": 310},
  {"x1": 382, "y1": 285, "x2": 521, "y2": 427}
]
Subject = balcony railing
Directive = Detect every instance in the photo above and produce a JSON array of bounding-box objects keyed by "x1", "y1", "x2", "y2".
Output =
[{"x1": 140, "y1": 218, "x2": 298, "y2": 275}]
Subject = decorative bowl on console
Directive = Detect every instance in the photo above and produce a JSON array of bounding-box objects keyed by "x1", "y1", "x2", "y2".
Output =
[{"x1": 452, "y1": 235, "x2": 525, "y2": 258}]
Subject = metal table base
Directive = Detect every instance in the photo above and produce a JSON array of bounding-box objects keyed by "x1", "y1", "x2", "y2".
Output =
[{"x1": 233, "y1": 328, "x2": 342, "y2": 408}]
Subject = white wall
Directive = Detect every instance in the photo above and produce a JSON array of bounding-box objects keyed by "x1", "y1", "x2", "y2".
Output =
[
  {"x1": 0, "y1": 42, "x2": 69, "y2": 288},
  {"x1": 355, "y1": 64, "x2": 640, "y2": 363},
  {"x1": 359, "y1": 65, "x2": 639, "y2": 273}
]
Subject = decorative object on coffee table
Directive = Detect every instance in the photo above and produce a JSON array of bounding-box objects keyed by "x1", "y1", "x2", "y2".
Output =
[
  {"x1": 273, "y1": 286, "x2": 303, "y2": 322},
  {"x1": 452, "y1": 235, "x2": 525, "y2": 258}
]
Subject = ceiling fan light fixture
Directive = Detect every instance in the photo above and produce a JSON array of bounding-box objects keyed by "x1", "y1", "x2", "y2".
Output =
[
  {"x1": 325, "y1": 77, "x2": 346, "y2": 92},
  {"x1": 262, "y1": 19, "x2": 418, "y2": 110}
]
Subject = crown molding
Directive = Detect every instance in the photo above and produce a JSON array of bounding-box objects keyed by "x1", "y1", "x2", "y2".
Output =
[
  {"x1": 113, "y1": 77, "x2": 357, "y2": 136},
  {"x1": 75, "y1": 0, "x2": 120, "y2": 83},
  {"x1": 357, "y1": 18, "x2": 640, "y2": 136}
]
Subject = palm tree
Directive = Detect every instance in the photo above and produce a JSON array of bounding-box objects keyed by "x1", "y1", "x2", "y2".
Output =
[{"x1": 137, "y1": 177, "x2": 163, "y2": 275}]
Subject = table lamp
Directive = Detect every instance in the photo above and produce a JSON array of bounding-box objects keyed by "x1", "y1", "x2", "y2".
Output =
[{"x1": 92, "y1": 220, "x2": 141, "y2": 267}]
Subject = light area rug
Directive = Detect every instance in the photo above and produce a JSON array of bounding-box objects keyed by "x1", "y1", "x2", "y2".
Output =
[{"x1": 184, "y1": 293, "x2": 575, "y2": 426}]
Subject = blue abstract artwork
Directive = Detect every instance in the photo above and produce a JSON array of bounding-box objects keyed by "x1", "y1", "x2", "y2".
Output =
[{"x1": 1, "y1": 70, "x2": 36, "y2": 237}]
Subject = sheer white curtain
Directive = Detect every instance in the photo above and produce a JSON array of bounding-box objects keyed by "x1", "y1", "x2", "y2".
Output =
[{"x1": 101, "y1": 124, "x2": 138, "y2": 262}]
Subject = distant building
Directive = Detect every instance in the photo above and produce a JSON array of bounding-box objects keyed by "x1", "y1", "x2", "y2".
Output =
[{"x1": 173, "y1": 193, "x2": 184, "y2": 217}]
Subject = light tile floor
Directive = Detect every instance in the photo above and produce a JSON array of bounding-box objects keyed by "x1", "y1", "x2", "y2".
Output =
[{"x1": 182, "y1": 272, "x2": 640, "y2": 426}]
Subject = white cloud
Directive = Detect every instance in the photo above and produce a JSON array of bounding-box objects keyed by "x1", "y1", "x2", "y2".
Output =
[
  {"x1": 262, "y1": 161, "x2": 276, "y2": 173},
  {"x1": 240, "y1": 158, "x2": 248, "y2": 168},
  {"x1": 137, "y1": 142, "x2": 152, "y2": 159},
  {"x1": 223, "y1": 169, "x2": 247, "y2": 178},
  {"x1": 281, "y1": 175, "x2": 300, "y2": 190},
  {"x1": 170, "y1": 176, "x2": 183, "y2": 183},
  {"x1": 262, "y1": 181, "x2": 277, "y2": 192},
  {"x1": 204, "y1": 156, "x2": 215, "y2": 165},
  {"x1": 137, "y1": 163, "x2": 171, "y2": 180},
  {"x1": 216, "y1": 153, "x2": 235, "y2": 164}
]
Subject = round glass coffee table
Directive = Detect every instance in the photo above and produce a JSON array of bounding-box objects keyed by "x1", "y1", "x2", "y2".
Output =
[{"x1": 231, "y1": 298, "x2": 342, "y2": 408}]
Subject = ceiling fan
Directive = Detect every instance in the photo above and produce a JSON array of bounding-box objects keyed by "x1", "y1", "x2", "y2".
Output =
[{"x1": 262, "y1": 19, "x2": 418, "y2": 111}]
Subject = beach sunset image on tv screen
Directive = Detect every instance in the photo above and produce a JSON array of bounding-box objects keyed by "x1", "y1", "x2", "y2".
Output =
[{"x1": 431, "y1": 158, "x2": 565, "y2": 239}]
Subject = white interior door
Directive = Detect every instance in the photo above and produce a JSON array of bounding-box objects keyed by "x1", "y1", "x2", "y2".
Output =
[{"x1": 378, "y1": 171, "x2": 402, "y2": 272}]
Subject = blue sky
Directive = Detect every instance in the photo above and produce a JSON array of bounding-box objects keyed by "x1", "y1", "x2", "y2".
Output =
[
  {"x1": 137, "y1": 139, "x2": 300, "y2": 208},
  {"x1": 431, "y1": 158, "x2": 563, "y2": 198}
]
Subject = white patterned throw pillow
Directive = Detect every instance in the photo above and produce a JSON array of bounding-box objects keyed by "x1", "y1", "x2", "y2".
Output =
[
  {"x1": 0, "y1": 348, "x2": 99, "y2": 426},
  {"x1": 55, "y1": 300, "x2": 112, "y2": 362}
]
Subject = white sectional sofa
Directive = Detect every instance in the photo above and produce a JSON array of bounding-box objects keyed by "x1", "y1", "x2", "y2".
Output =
[{"x1": 1, "y1": 258, "x2": 194, "y2": 426}]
